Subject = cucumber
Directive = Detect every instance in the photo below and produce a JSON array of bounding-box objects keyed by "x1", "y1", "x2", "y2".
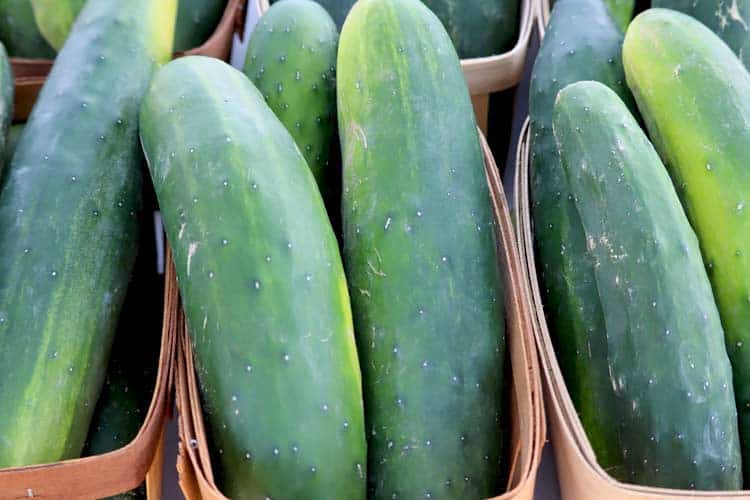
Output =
[
  {"x1": 174, "y1": 0, "x2": 227, "y2": 52},
  {"x1": 0, "y1": 0, "x2": 176, "y2": 468},
  {"x1": 338, "y1": 0, "x2": 505, "y2": 497},
  {"x1": 244, "y1": 0, "x2": 338, "y2": 191},
  {"x1": 624, "y1": 8, "x2": 750, "y2": 480},
  {"x1": 529, "y1": 0, "x2": 635, "y2": 475},
  {"x1": 140, "y1": 55, "x2": 366, "y2": 500},
  {"x1": 604, "y1": 0, "x2": 634, "y2": 31},
  {"x1": 30, "y1": 0, "x2": 85, "y2": 51},
  {"x1": 271, "y1": 0, "x2": 354, "y2": 28},
  {"x1": 554, "y1": 80, "x2": 743, "y2": 489},
  {"x1": 652, "y1": 0, "x2": 750, "y2": 68},
  {"x1": 421, "y1": 0, "x2": 519, "y2": 58},
  {"x1": 0, "y1": 0, "x2": 55, "y2": 58}
]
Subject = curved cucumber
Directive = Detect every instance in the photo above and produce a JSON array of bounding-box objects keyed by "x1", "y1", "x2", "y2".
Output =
[
  {"x1": 554, "y1": 80, "x2": 742, "y2": 489},
  {"x1": 244, "y1": 0, "x2": 338, "y2": 190},
  {"x1": 0, "y1": 0, "x2": 176, "y2": 468},
  {"x1": 174, "y1": 0, "x2": 227, "y2": 52},
  {"x1": 624, "y1": 8, "x2": 750, "y2": 480},
  {"x1": 0, "y1": 0, "x2": 55, "y2": 58},
  {"x1": 338, "y1": 0, "x2": 505, "y2": 497},
  {"x1": 140, "y1": 55, "x2": 366, "y2": 500},
  {"x1": 652, "y1": 0, "x2": 750, "y2": 68},
  {"x1": 421, "y1": 0, "x2": 519, "y2": 58},
  {"x1": 30, "y1": 0, "x2": 85, "y2": 51},
  {"x1": 529, "y1": 0, "x2": 635, "y2": 475}
]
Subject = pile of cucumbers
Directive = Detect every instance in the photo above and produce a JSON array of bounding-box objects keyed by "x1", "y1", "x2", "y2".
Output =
[
  {"x1": 0, "y1": 0, "x2": 512, "y2": 499},
  {"x1": 532, "y1": 0, "x2": 750, "y2": 491}
]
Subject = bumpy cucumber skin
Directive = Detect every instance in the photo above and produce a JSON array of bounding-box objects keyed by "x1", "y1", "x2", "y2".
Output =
[
  {"x1": 624, "y1": 8, "x2": 750, "y2": 481},
  {"x1": 140, "y1": 56, "x2": 366, "y2": 500},
  {"x1": 603, "y1": 0, "x2": 634, "y2": 32},
  {"x1": 244, "y1": 0, "x2": 338, "y2": 190},
  {"x1": 652, "y1": 0, "x2": 750, "y2": 68},
  {"x1": 554, "y1": 80, "x2": 743, "y2": 489},
  {"x1": 30, "y1": 0, "x2": 85, "y2": 51},
  {"x1": 529, "y1": 0, "x2": 636, "y2": 476},
  {"x1": 0, "y1": 0, "x2": 176, "y2": 468},
  {"x1": 338, "y1": 0, "x2": 505, "y2": 498},
  {"x1": 174, "y1": 0, "x2": 227, "y2": 52},
  {"x1": 0, "y1": 0, "x2": 55, "y2": 58},
  {"x1": 421, "y1": 0, "x2": 518, "y2": 58}
]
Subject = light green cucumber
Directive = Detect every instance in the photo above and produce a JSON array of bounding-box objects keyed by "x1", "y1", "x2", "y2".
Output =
[
  {"x1": 624, "y1": 8, "x2": 750, "y2": 480},
  {"x1": 30, "y1": 0, "x2": 85, "y2": 51}
]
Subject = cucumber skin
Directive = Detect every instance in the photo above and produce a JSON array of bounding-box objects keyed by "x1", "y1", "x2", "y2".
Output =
[
  {"x1": 554, "y1": 80, "x2": 743, "y2": 489},
  {"x1": 174, "y1": 0, "x2": 227, "y2": 52},
  {"x1": 624, "y1": 8, "x2": 750, "y2": 481},
  {"x1": 652, "y1": 0, "x2": 750, "y2": 69},
  {"x1": 3, "y1": 123, "x2": 23, "y2": 170},
  {"x1": 529, "y1": 0, "x2": 635, "y2": 476},
  {"x1": 140, "y1": 56, "x2": 366, "y2": 500},
  {"x1": 421, "y1": 0, "x2": 519, "y2": 58},
  {"x1": 338, "y1": 0, "x2": 505, "y2": 498},
  {"x1": 0, "y1": 0, "x2": 55, "y2": 58},
  {"x1": 272, "y1": 0, "x2": 354, "y2": 28},
  {"x1": 244, "y1": 0, "x2": 338, "y2": 190},
  {"x1": 30, "y1": 0, "x2": 85, "y2": 51},
  {"x1": 604, "y1": 0, "x2": 634, "y2": 32},
  {"x1": 0, "y1": 0, "x2": 176, "y2": 468}
]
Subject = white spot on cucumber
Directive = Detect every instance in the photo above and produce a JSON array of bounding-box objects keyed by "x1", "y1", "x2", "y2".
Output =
[{"x1": 187, "y1": 242, "x2": 199, "y2": 276}]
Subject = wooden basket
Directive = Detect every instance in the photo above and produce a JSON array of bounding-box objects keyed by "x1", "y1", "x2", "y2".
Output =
[
  {"x1": 174, "y1": 131, "x2": 545, "y2": 500},
  {"x1": 9, "y1": 0, "x2": 249, "y2": 122},
  {"x1": 0, "y1": 257, "x2": 178, "y2": 500},
  {"x1": 254, "y1": 0, "x2": 533, "y2": 134},
  {"x1": 513, "y1": 118, "x2": 750, "y2": 499}
]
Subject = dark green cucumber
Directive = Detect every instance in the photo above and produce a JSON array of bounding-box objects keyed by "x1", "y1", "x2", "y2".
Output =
[
  {"x1": 244, "y1": 0, "x2": 338, "y2": 190},
  {"x1": 529, "y1": 0, "x2": 635, "y2": 475},
  {"x1": 554, "y1": 80, "x2": 742, "y2": 489},
  {"x1": 0, "y1": 0, "x2": 55, "y2": 58},
  {"x1": 651, "y1": 0, "x2": 750, "y2": 68},
  {"x1": 271, "y1": 0, "x2": 354, "y2": 28},
  {"x1": 174, "y1": 0, "x2": 227, "y2": 52},
  {"x1": 30, "y1": 0, "x2": 85, "y2": 51},
  {"x1": 83, "y1": 218, "x2": 163, "y2": 500},
  {"x1": 624, "y1": 8, "x2": 750, "y2": 481},
  {"x1": 140, "y1": 55, "x2": 366, "y2": 500},
  {"x1": 604, "y1": 0, "x2": 634, "y2": 31},
  {"x1": 338, "y1": 0, "x2": 505, "y2": 497},
  {"x1": 0, "y1": 0, "x2": 176, "y2": 468},
  {"x1": 421, "y1": 0, "x2": 518, "y2": 58}
]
